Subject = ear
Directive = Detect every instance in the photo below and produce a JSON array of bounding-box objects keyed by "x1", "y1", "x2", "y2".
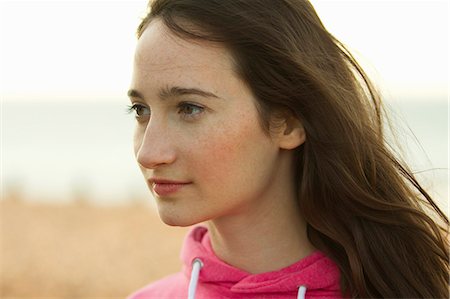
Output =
[{"x1": 273, "y1": 114, "x2": 306, "y2": 150}]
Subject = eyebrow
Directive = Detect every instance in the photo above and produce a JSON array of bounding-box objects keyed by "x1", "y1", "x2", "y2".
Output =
[{"x1": 127, "y1": 86, "x2": 221, "y2": 101}]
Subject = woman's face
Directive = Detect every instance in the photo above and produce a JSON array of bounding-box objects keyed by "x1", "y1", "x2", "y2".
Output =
[{"x1": 130, "y1": 20, "x2": 292, "y2": 226}]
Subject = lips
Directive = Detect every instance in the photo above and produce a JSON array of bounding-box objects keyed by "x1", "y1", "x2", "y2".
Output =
[{"x1": 149, "y1": 178, "x2": 191, "y2": 196}]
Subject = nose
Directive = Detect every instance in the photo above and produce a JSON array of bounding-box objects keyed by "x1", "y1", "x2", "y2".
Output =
[{"x1": 135, "y1": 120, "x2": 176, "y2": 169}]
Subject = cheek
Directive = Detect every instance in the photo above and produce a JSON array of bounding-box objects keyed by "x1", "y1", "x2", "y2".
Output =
[
  {"x1": 188, "y1": 117, "x2": 274, "y2": 186},
  {"x1": 189, "y1": 131, "x2": 239, "y2": 175}
]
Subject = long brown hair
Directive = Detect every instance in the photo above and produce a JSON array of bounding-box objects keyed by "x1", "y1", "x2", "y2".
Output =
[{"x1": 136, "y1": 0, "x2": 449, "y2": 297}]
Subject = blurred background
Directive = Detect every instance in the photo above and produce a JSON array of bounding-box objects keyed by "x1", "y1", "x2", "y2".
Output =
[{"x1": 1, "y1": 0, "x2": 448, "y2": 298}]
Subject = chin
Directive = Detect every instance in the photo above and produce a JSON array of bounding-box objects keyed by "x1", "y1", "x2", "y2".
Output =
[{"x1": 157, "y1": 209, "x2": 206, "y2": 227}]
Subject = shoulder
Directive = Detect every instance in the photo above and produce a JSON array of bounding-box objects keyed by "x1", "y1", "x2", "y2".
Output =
[{"x1": 127, "y1": 272, "x2": 188, "y2": 299}]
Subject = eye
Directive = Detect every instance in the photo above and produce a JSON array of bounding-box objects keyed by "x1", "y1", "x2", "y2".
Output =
[
  {"x1": 127, "y1": 103, "x2": 151, "y2": 121},
  {"x1": 177, "y1": 102, "x2": 205, "y2": 120}
]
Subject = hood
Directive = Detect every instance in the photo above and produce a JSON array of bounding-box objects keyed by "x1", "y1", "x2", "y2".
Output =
[{"x1": 181, "y1": 226, "x2": 341, "y2": 298}]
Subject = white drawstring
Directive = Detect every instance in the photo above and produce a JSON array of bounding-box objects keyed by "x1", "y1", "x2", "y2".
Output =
[
  {"x1": 188, "y1": 258, "x2": 203, "y2": 299},
  {"x1": 297, "y1": 285, "x2": 307, "y2": 299}
]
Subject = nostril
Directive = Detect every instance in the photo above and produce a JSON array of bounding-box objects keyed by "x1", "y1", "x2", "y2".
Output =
[
  {"x1": 135, "y1": 146, "x2": 176, "y2": 170},
  {"x1": 134, "y1": 121, "x2": 176, "y2": 169}
]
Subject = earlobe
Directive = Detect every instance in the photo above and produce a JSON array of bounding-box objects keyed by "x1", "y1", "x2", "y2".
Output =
[{"x1": 278, "y1": 116, "x2": 306, "y2": 150}]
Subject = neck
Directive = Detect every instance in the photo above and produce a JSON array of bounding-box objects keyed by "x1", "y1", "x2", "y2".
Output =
[{"x1": 207, "y1": 186, "x2": 315, "y2": 274}]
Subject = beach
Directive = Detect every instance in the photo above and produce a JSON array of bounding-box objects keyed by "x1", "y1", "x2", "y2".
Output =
[{"x1": 0, "y1": 198, "x2": 189, "y2": 298}]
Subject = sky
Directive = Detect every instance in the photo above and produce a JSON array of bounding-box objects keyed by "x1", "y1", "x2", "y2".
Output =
[{"x1": 0, "y1": 0, "x2": 448, "y2": 102}]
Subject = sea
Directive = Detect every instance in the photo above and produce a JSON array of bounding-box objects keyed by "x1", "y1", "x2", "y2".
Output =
[{"x1": 1, "y1": 99, "x2": 448, "y2": 212}]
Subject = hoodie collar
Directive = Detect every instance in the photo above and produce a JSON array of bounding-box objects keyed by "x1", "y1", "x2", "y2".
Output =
[{"x1": 181, "y1": 226, "x2": 341, "y2": 295}]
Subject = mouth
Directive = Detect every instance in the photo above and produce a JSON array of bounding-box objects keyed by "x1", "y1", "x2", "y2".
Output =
[{"x1": 148, "y1": 178, "x2": 191, "y2": 196}]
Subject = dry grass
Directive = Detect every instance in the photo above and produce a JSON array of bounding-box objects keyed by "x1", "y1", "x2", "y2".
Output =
[{"x1": 0, "y1": 199, "x2": 189, "y2": 298}]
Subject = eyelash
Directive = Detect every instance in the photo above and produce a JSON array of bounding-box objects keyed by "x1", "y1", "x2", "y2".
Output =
[
  {"x1": 126, "y1": 103, "x2": 150, "y2": 122},
  {"x1": 126, "y1": 102, "x2": 205, "y2": 122},
  {"x1": 177, "y1": 102, "x2": 205, "y2": 120}
]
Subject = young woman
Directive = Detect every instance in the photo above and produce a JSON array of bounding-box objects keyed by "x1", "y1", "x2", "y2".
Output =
[{"x1": 126, "y1": 0, "x2": 449, "y2": 298}]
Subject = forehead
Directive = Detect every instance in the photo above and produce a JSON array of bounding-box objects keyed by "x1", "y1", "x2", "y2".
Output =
[{"x1": 134, "y1": 19, "x2": 234, "y2": 75}]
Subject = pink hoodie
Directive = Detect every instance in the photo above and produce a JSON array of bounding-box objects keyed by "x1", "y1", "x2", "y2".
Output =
[{"x1": 127, "y1": 226, "x2": 342, "y2": 299}]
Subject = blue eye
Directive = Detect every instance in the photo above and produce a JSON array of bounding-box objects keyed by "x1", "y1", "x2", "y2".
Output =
[
  {"x1": 127, "y1": 103, "x2": 151, "y2": 121},
  {"x1": 178, "y1": 102, "x2": 204, "y2": 120}
]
